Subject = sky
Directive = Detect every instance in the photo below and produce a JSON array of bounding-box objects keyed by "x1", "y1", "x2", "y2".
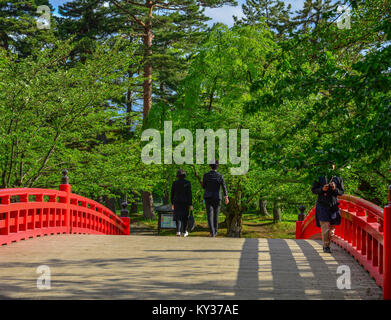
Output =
[
  {"x1": 49, "y1": 0, "x2": 306, "y2": 26},
  {"x1": 204, "y1": 0, "x2": 305, "y2": 26}
]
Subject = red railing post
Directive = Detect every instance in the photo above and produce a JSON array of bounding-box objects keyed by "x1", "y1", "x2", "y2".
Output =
[
  {"x1": 296, "y1": 221, "x2": 303, "y2": 239},
  {"x1": 121, "y1": 217, "x2": 130, "y2": 235},
  {"x1": 59, "y1": 170, "x2": 71, "y2": 234},
  {"x1": 1, "y1": 195, "x2": 10, "y2": 236},
  {"x1": 383, "y1": 185, "x2": 391, "y2": 300}
]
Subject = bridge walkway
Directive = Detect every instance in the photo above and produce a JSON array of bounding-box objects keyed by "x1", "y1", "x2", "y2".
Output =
[{"x1": 0, "y1": 235, "x2": 382, "y2": 300}]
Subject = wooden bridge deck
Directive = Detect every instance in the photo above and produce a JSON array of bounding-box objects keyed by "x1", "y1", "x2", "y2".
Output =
[{"x1": 0, "y1": 235, "x2": 383, "y2": 300}]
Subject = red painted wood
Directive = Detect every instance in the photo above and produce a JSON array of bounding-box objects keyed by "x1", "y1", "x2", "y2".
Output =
[
  {"x1": 384, "y1": 204, "x2": 391, "y2": 299},
  {"x1": 0, "y1": 185, "x2": 130, "y2": 246},
  {"x1": 296, "y1": 194, "x2": 387, "y2": 296}
]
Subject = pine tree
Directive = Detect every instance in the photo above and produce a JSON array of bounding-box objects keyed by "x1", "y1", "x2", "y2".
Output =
[
  {"x1": 58, "y1": 0, "x2": 237, "y2": 219},
  {"x1": 292, "y1": 0, "x2": 342, "y2": 32},
  {"x1": 110, "y1": 0, "x2": 237, "y2": 126},
  {"x1": 234, "y1": 0, "x2": 292, "y2": 37},
  {"x1": 56, "y1": 0, "x2": 125, "y2": 61},
  {"x1": 111, "y1": 0, "x2": 238, "y2": 219},
  {"x1": 0, "y1": 0, "x2": 55, "y2": 56}
]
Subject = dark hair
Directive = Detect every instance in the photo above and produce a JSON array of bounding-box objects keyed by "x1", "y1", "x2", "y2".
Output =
[
  {"x1": 210, "y1": 160, "x2": 219, "y2": 170},
  {"x1": 176, "y1": 169, "x2": 186, "y2": 178}
]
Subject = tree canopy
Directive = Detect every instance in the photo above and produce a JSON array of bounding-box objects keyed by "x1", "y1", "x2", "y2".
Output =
[{"x1": 0, "y1": 0, "x2": 389, "y2": 236}]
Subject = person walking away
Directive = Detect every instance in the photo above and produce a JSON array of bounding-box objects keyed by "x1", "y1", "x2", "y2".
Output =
[
  {"x1": 312, "y1": 161, "x2": 344, "y2": 253},
  {"x1": 202, "y1": 160, "x2": 229, "y2": 237},
  {"x1": 171, "y1": 169, "x2": 193, "y2": 237}
]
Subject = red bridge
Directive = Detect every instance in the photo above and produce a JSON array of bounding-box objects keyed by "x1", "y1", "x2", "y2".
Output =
[
  {"x1": 296, "y1": 191, "x2": 391, "y2": 300},
  {"x1": 0, "y1": 171, "x2": 389, "y2": 300},
  {"x1": 0, "y1": 174, "x2": 130, "y2": 245}
]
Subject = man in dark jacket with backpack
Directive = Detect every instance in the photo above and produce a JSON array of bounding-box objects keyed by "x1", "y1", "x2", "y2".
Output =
[{"x1": 312, "y1": 161, "x2": 344, "y2": 253}]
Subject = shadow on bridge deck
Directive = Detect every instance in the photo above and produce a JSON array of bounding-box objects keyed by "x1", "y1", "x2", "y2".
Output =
[{"x1": 0, "y1": 235, "x2": 383, "y2": 300}]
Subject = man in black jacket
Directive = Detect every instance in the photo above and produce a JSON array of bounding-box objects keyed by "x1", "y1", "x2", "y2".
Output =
[
  {"x1": 202, "y1": 160, "x2": 229, "y2": 237},
  {"x1": 312, "y1": 162, "x2": 344, "y2": 253}
]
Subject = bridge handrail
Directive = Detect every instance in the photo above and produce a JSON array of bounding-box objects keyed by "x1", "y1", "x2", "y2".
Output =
[
  {"x1": 0, "y1": 189, "x2": 125, "y2": 227},
  {"x1": 0, "y1": 174, "x2": 130, "y2": 246},
  {"x1": 68, "y1": 192, "x2": 126, "y2": 229},
  {"x1": 297, "y1": 190, "x2": 391, "y2": 300},
  {"x1": 0, "y1": 188, "x2": 68, "y2": 198},
  {"x1": 339, "y1": 194, "x2": 383, "y2": 220}
]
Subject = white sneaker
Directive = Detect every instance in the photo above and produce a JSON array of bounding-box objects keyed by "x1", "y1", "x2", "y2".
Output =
[
  {"x1": 182, "y1": 231, "x2": 188, "y2": 237},
  {"x1": 176, "y1": 232, "x2": 181, "y2": 236}
]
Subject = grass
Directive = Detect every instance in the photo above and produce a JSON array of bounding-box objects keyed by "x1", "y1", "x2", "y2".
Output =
[{"x1": 125, "y1": 208, "x2": 298, "y2": 239}]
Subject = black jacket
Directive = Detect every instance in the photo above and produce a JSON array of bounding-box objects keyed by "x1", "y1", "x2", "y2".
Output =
[
  {"x1": 202, "y1": 170, "x2": 228, "y2": 201},
  {"x1": 312, "y1": 175, "x2": 344, "y2": 211},
  {"x1": 171, "y1": 178, "x2": 192, "y2": 206}
]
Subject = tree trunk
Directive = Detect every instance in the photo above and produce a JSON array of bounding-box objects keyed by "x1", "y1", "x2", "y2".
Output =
[
  {"x1": 130, "y1": 191, "x2": 139, "y2": 213},
  {"x1": 162, "y1": 188, "x2": 169, "y2": 205},
  {"x1": 273, "y1": 198, "x2": 281, "y2": 223},
  {"x1": 225, "y1": 190, "x2": 242, "y2": 237},
  {"x1": 126, "y1": 86, "x2": 133, "y2": 127},
  {"x1": 142, "y1": 1, "x2": 153, "y2": 125},
  {"x1": 142, "y1": 191, "x2": 155, "y2": 219},
  {"x1": 130, "y1": 201, "x2": 138, "y2": 214},
  {"x1": 140, "y1": 3, "x2": 154, "y2": 216},
  {"x1": 104, "y1": 196, "x2": 117, "y2": 214},
  {"x1": 226, "y1": 211, "x2": 242, "y2": 238},
  {"x1": 258, "y1": 196, "x2": 270, "y2": 216}
]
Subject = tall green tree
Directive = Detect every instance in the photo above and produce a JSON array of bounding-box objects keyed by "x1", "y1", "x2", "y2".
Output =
[
  {"x1": 0, "y1": 0, "x2": 56, "y2": 56},
  {"x1": 170, "y1": 23, "x2": 285, "y2": 236},
  {"x1": 109, "y1": 0, "x2": 237, "y2": 125},
  {"x1": 246, "y1": 0, "x2": 391, "y2": 205},
  {"x1": 0, "y1": 38, "x2": 152, "y2": 204},
  {"x1": 292, "y1": 0, "x2": 341, "y2": 32},
  {"x1": 107, "y1": 0, "x2": 238, "y2": 218},
  {"x1": 234, "y1": 0, "x2": 293, "y2": 37}
]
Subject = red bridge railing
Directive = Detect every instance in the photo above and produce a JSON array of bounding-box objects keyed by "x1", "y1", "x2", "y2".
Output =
[
  {"x1": 296, "y1": 189, "x2": 391, "y2": 300},
  {"x1": 0, "y1": 172, "x2": 130, "y2": 246}
]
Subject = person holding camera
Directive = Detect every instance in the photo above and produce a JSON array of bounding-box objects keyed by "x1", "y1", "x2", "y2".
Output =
[{"x1": 311, "y1": 162, "x2": 344, "y2": 253}]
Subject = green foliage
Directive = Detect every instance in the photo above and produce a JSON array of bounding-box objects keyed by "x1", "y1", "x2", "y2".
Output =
[
  {"x1": 0, "y1": 0, "x2": 57, "y2": 56},
  {"x1": 0, "y1": 0, "x2": 389, "y2": 232},
  {"x1": 0, "y1": 38, "x2": 153, "y2": 201},
  {"x1": 246, "y1": 0, "x2": 391, "y2": 204},
  {"x1": 235, "y1": 0, "x2": 293, "y2": 37}
]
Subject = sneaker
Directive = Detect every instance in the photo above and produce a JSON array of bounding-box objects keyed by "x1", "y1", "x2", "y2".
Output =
[
  {"x1": 182, "y1": 231, "x2": 188, "y2": 237},
  {"x1": 176, "y1": 232, "x2": 181, "y2": 236},
  {"x1": 323, "y1": 246, "x2": 332, "y2": 253}
]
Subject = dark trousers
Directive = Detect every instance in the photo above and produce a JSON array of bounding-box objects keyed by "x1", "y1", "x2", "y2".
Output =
[
  {"x1": 176, "y1": 217, "x2": 188, "y2": 234},
  {"x1": 205, "y1": 199, "x2": 221, "y2": 236},
  {"x1": 174, "y1": 203, "x2": 189, "y2": 234}
]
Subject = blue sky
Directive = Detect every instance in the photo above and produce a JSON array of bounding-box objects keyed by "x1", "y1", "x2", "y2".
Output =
[
  {"x1": 204, "y1": 0, "x2": 305, "y2": 26},
  {"x1": 49, "y1": 0, "x2": 306, "y2": 26}
]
